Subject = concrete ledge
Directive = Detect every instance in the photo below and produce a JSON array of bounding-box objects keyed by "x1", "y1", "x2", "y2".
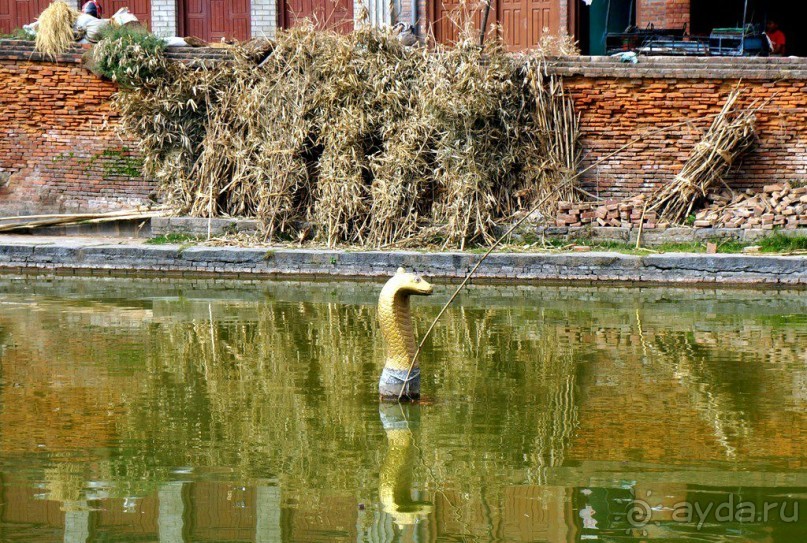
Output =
[
  {"x1": 510, "y1": 226, "x2": 807, "y2": 245},
  {"x1": 547, "y1": 55, "x2": 807, "y2": 79},
  {"x1": 0, "y1": 40, "x2": 232, "y2": 65},
  {"x1": 153, "y1": 217, "x2": 807, "y2": 246},
  {"x1": 151, "y1": 217, "x2": 259, "y2": 236},
  {"x1": 0, "y1": 237, "x2": 805, "y2": 286},
  {"x1": 3, "y1": 41, "x2": 803, "y2": 79}
]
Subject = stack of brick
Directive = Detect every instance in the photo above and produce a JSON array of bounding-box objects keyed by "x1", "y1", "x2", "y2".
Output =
[
  {"x1": 555, "y1": 202, "x2": 594, "y2": 227},
  {"x1": 556, "y1": 195, "x2": 664, "y2": 229},
  {"x1": 695, "y1": 182, "x2": 807, "y2": 229}
]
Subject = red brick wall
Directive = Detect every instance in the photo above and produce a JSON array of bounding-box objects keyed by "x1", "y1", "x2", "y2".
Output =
[
  {"x1": 0, "y1": 44, "x2": 154, "y2": 215},
  {"x1": 2, "y1": 44, "x2": 806, "y2": 215},
  {"x1": 636, "y1": 0, "x2": 690, "y2": 30},
  {"x1": 563, "y1": 75, "x2": 807, "y2": 200}
]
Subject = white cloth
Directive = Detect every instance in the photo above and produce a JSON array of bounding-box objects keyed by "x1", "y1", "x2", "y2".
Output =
[
  {"x1": 75, "y1": 13, "x2": 110, "y2": 42},
  {"x1": 162, "y1": 37, "x2": 189, "y2": 47},
  {"x1": 111, "y1": 8, "x2": 139, "y2": 26}
]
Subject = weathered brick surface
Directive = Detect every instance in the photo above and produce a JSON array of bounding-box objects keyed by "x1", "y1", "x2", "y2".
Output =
[
  {"x1": 561, "y1": 74, "x2": 807, "y2": 200},
  {"x1": 2, "y1": 44, "x2": 806, "y2": 215},
  {"x1": 636, "y1": 0, "x2": 690, "y2": 29},
  {"x1": 0, "y1": 47, "x2": 154, "y2": 214}
]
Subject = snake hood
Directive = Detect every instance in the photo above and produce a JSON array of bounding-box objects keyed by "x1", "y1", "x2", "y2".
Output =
[{"x1": 377, "y1": 268, "x2": 433, "y2": 399}]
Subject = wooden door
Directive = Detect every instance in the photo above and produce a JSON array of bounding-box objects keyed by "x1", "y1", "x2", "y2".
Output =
[
  {"x1": 183, "y1": 0, "x2": 250, "y2": 42},
  {"x1": 526, "y1": 0, "x2": 559, "y2": 47},
  {"x1": 106, "y1": 0, "x2": 151, "y2": 30},
  {"x1": 283, "y1": 0, "x2": 353, "y2": 33},
  {"x1": 0, "y1": 0, "x2": 50, "y2": 35},
  {"x1": 432, "y1": 0, "x2": 560, "y2": 51},
  {"x1": 432, "y1": 0, "x2": 497, "y2": 46}
]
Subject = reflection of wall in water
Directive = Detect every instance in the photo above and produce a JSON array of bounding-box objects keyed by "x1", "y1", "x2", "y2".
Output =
[
  {"x1": 0, "y1": 478, "x2": 290, "y2": 543},
  {"x1": 0, "y1": 283, "x2": 805, "y2": 541}
]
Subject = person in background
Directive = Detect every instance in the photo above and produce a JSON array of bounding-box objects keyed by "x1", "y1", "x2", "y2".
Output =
[
  {"x1": 82, "y1": 0, "x2": 102, "y2": 18},
  {"x1": 765, "y1": 19, "x2": 786, "y2": 56}
]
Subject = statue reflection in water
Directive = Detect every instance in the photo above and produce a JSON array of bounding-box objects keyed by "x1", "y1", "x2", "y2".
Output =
[{"x1": 372, "y1": 403, "x2": 433, "y2": 540}]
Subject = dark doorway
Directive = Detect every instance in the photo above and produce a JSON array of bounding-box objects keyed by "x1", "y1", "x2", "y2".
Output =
[
  {"x1": 572, "y1": 0, "x2": 635, "y2": 55},
  {"x1": 691, "y1": 0, "x2": 805, "y2": 56}
]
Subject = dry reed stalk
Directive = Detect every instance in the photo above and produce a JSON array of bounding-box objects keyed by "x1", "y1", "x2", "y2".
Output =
[
  {"x1": 533, "y1": 32, "x2": 580, "y2": 56},
  {"x1": 423, "y1": 20, "x2": 526, "y2": 248},
  {"x1": 108, "y1": 16, "x2": 582, "y2": 248},
  {"x1": 367, "y1": 116, "x2": 434, "y2": 246},
  {"x1": 520, "y1": 57, "x2": 581, "y2": 216},
  {"x1": 34, "y1": 1, "x2": 80, "y2": 59},
  {"x1": 649, "y1": 88, "x2": 758, "y2": 224}
]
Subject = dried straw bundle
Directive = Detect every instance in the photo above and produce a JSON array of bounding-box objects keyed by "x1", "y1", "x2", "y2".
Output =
[
  {"x1": 34, "y1": 1, "x2": 80, "y2": 59},
  {"x1": 108, "y1": 21, "x2": 581, "y2": 248},
  {"x1": 520, "y1": 57, "x2": 581, "y2": 216},
  {"x1": 649, "y1": 89, "x2": 757, "y2": 224},
  {"x1": 113, "y1": 61, "x2": 231, "y2": 213},
  {"x1": 233, "y1": 31, "x2": 322, "y2": 237},
  {"x1": 422, "y1": 20, "x2": 535, "y2": 247},
  {"x1": 533, "y1": 32, "x2": 581, "y2": 56}
]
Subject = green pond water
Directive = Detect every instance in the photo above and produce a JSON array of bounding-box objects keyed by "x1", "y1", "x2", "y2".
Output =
[{"x1": 0, "y1": 275, "x2": 805, "y2": 542}]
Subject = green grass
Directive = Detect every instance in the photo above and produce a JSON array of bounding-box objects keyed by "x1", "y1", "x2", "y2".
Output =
[
  {"x1": 146, "y1": 234, "x2": 199, "y2": 245},
  {"x1": 142, "y1": 232, "x2": 807, "y2": 256},
  {"x1": 652, "y1": 240, "x2": 748, "y2": 253},
  {"x1": 758, "y1": 233, "x2": 807, "y2": 253},
  {"x1": 84, "y1": 24, "x2": 167, "y2": 89},
  {"x1": 516, "y1": 238, "x2": 751, "y2": 254},
  {"x1": 534, "y1": 234, "x2": 807, "y2": 254}
]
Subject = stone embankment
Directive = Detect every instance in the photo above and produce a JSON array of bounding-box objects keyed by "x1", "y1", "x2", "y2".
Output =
[{"x1": 0, "y1": 236, "x2": 804, "y2": 286}]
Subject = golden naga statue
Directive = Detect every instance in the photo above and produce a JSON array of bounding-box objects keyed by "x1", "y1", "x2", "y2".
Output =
[
  {"x1": 377, "y1": 268, "x2": 433, "y2": 400},
  {"x1": 378, "y1": 404, "x2": 433, "y2": 527}
]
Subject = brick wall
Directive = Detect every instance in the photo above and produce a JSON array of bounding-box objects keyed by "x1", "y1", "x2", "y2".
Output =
[
  {"x1": 0, "y1": 42, "x2": 154, "y2": 215},
  {"x1": 150, "y1": 0, "x2": 177, "y2": 37},
  {"x1": 551, "y1": 57, "x2": 807, "y2": 200},
  {"x1": 2, "y1": 43, "x2": 806, "y2": 216},
  {"x1": 636, "y1": 0, "x2": 690, "y2": 30},
  {"x1": 150, "y1": 0, "x2": 280, "y2": 39},
  {"x1": 251, "y1": 0, "x2": 278, "y2": 39}
]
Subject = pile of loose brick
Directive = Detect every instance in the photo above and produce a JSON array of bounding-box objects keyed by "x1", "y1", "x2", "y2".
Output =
[
  {"x1": 556, "y1": 182, "x2": 807, "y2": 230},
  {"x1": 694, "y1": 182, "x2": 807, "y2": 229},
  {"x1": 556, "y1": 195, "x2": 667, "y2": 229}
]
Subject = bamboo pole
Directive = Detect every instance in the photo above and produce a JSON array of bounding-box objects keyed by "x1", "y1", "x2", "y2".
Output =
[
  {"x1": 0, "y1": 209, "x2": 166, "y2": 233},
  {"x1": 396, "y1": 116, "x2": 713, "y2": 400}
]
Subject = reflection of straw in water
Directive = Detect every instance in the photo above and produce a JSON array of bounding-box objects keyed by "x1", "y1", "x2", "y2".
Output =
[{"x1": 652, "y1": 333, "x2": 751, "y2": 459}]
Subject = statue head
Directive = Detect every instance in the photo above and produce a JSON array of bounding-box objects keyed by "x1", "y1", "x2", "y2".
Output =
[{"x1": 382, "y1": 267, "x2": 434, "y2": 298}]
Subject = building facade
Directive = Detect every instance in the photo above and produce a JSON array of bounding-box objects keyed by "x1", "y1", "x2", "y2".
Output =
[
  {"x1": 1, "y1": 0, "x2": 801, "y2": 55},
  {"x1": 1, "y1": 0, "x2": 687, "y2": 45}
]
